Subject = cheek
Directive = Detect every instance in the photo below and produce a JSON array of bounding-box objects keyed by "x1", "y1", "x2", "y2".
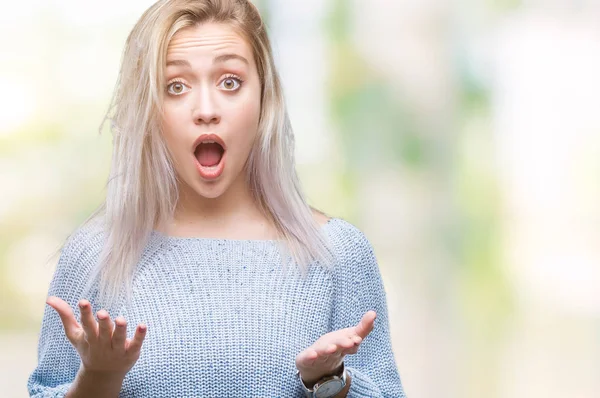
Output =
[
  {"x1": 161, "y1": 105, "x2": 185, "y2": 142},
  {"x1": 230, "y1": 97, "x2": 261, "y2": 146},
  {"x1": 160, "y1": 109, "x2": 188, "y2": 163}
]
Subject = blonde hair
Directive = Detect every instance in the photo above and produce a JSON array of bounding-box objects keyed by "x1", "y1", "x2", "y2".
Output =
[{"x1": 73, "y1": 0, "x2": 334, "y2": 306}]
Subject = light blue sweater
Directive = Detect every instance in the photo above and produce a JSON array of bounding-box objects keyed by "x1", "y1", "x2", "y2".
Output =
[{"x1": 28, "y1": 218, "x2": 406, "y2": 397}]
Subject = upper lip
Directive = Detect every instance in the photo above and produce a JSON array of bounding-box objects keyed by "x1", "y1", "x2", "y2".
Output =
[{"x1": 192, "y1": 133, "x2": 227, "y2": 152}]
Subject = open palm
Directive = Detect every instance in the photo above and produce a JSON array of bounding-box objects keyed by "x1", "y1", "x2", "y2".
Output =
[{"x1": 295, "y1": 310, "x2": 377, "y2": 383}]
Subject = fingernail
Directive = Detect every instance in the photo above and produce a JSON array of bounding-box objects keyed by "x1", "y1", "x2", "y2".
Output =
[{"x1": 139, "y1": 325, "x2": 147, "y2": 332}]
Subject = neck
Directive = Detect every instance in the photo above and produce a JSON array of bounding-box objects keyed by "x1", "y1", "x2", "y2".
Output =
[
  {"x1": 159, "y1": 173, "x2": 276, "y2": 239},
  {"x1": 177, "y1": 179, "x2": 256, "y2": 222}
]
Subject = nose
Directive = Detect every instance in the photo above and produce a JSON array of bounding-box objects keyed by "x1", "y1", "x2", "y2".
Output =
[{"x1": 192, "y1": 86, "x2": 220, "y2": 125}]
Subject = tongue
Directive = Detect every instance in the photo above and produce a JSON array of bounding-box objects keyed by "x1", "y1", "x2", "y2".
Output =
[{"x1": 196, "y1": 143, "x2": 223, "y2": 167}]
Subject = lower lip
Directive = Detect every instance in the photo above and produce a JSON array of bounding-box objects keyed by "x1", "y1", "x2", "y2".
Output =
[{"x1": 194, "y1": 152, "x2": 226, "y2": 180}]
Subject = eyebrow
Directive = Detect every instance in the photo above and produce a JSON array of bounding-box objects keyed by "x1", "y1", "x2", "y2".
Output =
[{"x1": 166, "y1": 53, "x2": 249, "y2": 68}]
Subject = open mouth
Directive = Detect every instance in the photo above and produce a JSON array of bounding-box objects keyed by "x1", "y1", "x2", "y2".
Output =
[
  {"x1": 194, "y1": 141, "x2": 225, "y2": 168},
  {"x1": 193, "y1": 135, "x2": 227, "y2": 180}
]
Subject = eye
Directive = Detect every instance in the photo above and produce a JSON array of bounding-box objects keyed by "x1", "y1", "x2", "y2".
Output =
[
  {"x1": 166, "y1": 80, "x2": 190, "y2": 96},
  {"x1": 218, "y1": 75, "x2": 243, "y2": 91}
]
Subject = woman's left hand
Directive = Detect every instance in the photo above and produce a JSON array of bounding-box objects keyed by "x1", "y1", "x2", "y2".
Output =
[{"x1": 295, "y1": 310, "x2": 377, "y2": 385}]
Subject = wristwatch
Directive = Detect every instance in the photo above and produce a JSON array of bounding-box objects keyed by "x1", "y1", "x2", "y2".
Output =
[{"x1": 296, "y1": 363, "x2": 348, "y2": 398}]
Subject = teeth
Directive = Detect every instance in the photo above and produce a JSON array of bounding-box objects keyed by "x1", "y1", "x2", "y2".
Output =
[{"x1": 202, "y1": 140, "x2": 215, "y2": 144}]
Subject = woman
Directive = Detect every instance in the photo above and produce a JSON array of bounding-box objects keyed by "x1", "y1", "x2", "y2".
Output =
[{"x1": 28, "y1": 0, "x2": 406, "y2": 397}]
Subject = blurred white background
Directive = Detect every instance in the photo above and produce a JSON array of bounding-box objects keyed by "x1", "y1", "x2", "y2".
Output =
[{"x1": 1, "y1": 0, "x2": 599, "y2": 397}]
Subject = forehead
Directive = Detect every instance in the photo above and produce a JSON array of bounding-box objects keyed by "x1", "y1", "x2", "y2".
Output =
[{"x1": 166, "y1": 22, "x2": 253, "y2": 62}]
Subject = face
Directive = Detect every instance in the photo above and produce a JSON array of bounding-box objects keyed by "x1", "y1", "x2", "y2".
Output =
[{"x1": 161, "y1": 22, "x2": 261, "y2": 202}]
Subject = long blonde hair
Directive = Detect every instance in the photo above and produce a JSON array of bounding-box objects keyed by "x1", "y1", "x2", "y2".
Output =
[{"x1": 73, "y1": 0, "x2": 334, "y2": 305}]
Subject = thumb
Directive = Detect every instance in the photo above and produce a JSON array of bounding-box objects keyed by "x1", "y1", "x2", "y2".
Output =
[
  {"x1": 46, "y1": 296, "x2": 80, "y2": 341},
  {"x1": 354, "y1": 310, "x2": 377, "y2": 339}
]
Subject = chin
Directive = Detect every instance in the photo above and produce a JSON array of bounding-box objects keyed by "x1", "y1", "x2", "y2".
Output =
[{"x1": 190, "y1": 180, "x2": 230, "y2": 200}]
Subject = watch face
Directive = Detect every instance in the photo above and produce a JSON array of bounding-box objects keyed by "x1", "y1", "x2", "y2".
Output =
[{"x1": 314, "y1": 379, "x2": 344, "y2": 398}]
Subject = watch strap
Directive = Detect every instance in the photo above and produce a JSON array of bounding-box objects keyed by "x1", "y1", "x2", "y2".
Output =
[{"x1": 296, "y1": 363, "x2": 347, "y2": 398}]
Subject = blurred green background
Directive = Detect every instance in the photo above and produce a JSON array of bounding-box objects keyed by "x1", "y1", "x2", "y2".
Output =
[{"x1": 2, "y1": 1, "x2": 600, "y2": 397}]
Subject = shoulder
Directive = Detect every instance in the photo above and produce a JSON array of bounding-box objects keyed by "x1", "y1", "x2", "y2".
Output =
[
  {"x1": 50, "y1": 218, "x2": 105, "y2": 294},
  {"x1": 58, "y1": 218, "x2": 105, "y2": 265},
  {"x1": 309, "y1": 209, "x2": 373, "y2": 254},
  {"x1": 323, "y1": 217, "x2": 377, "y2": 267},
  {"x1": 311, "y1": 208, "x2": 332, "y2": 226},
  {"x1": 311, "y1": 208, "x2": 371, "y2": 246},
  {"x1": 325, "y1": 217, "x2": 372, "y2": 246},
  {"x1": 323, "y1": 218, "x2": 384, "y2": 296},
  {"x1": 60, "y1": 218, "x2": 105, "y2": 263}
]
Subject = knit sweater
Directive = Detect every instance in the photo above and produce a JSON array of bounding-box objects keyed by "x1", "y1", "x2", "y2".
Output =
[{"x1": 28, "y1": 218, "x2": 406, "y2": 397}]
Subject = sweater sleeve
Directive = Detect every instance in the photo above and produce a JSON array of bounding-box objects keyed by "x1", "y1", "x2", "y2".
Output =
[
  {"x1": 330, "y1": 220, "x2": 407, "y2": 398},
  {"x1": 27, "y1": 225, "x2": 102, "y2": 397}
]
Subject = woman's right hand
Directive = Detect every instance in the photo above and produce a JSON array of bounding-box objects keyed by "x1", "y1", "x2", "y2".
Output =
[{"x1": 46, "y1": 296, "x2": 147, "y2": 378}]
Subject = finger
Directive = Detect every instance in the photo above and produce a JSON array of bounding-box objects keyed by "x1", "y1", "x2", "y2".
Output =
[
  {"x1": 46, "y1": 296, "x2": 80, "y2": 341},
  {"x1": 345, "y1": 344, "x2": 360, "y2": 355},
  {"x1": 112, "y1": 317, "x2": 127, "y2": 353},
  {"x1": 339, "y1": 334, "x2": 363, "y2": 356},
  {"x1": 314, "y1": 342, "x2": 337, "y2": 358},
  {"x1": 297, "y1": 349, "x2": 318, "y2": 366},
  {"x1": 96, "y1": 310, "x2": 114, "y2": 346},
  {"x1": 126, "y1": 324, "x2": 147, "y2": 354},
  {"x1": 336, "y1": 334, "x2": 356, "y2": 349},
  {"x1": 78, "y1": 299, "x2": 98, "y2": 341},
  {"x1": 315, "y1": 335, "x2": 337, "y2": 354},
  {"x1": 354, "y1": 310, "x2": 377, "y2": 339},
  {"x1": 326, "y1": 343, "x2": 337, "y2": 354}
]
